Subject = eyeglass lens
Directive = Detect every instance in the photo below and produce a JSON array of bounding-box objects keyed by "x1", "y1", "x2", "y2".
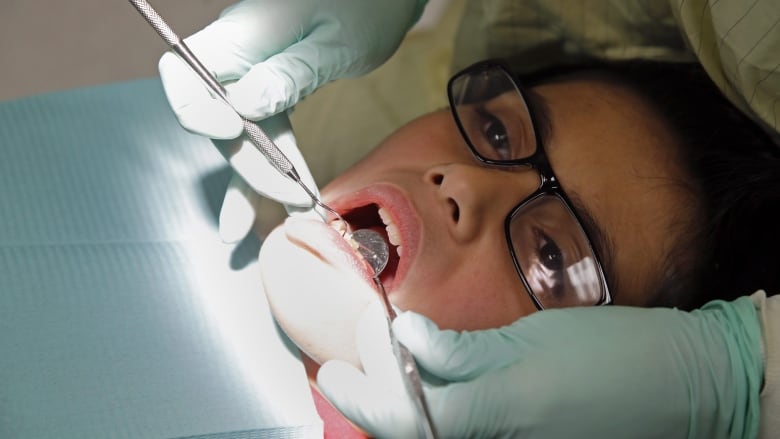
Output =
[
  {"x1": 509, "y1": 194, "x2": 605, "y2": 308},
  {"x1": 451, "y1": 65, "x2": 606, "y2": 308},
  {"x1": 449, "y1": 68, "x2": 537, "y2": 162}
]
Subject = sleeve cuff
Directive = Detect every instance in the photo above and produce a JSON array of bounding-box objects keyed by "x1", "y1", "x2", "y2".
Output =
[{"x1": 750, "y1": 290, "x2": 780, "y2": 437}]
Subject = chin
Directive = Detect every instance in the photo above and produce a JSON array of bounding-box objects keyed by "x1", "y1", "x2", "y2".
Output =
[{"x1": 258, "y1": 223, "x2": 376, "y2": 368}]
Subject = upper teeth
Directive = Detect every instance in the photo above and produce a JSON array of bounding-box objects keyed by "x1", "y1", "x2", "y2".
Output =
[
  {"x1": 378, "y1": 207, "x2": 403, "y2": 256},
  {"x1": 329, "y1": 218, "x2": 348, "y2": 236}
]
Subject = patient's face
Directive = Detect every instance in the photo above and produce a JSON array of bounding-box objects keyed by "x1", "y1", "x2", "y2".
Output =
[
  {"x1": 260, "y1": 73, "x2": 695, "y2": 362},
  {"x1": 327, "y1": 74, "x2": 692, "y2": 326}
]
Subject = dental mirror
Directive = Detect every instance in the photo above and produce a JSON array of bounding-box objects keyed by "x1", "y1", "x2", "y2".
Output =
[
  {"x1": 351, "y1": 227, "x2": 396, "y2": 319},
  {"x1": 350, "y1": 229, "x2": 390, "y2": 276}
]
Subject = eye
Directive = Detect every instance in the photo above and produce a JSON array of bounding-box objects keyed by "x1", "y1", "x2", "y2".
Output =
[
  {"x1": 477, "y1": 109, "x2": 512, "y2": 160},
  {"x1": 537, "y1": 231, "x2": 563, "y2": 271}
]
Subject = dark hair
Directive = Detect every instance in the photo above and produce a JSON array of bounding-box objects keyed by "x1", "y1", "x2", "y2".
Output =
[{"x1": 524, "y1": 60, "x2": 780, "y2": 310}]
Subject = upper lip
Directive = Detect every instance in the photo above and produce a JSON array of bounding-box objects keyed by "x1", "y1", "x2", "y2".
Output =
[{"x1": 325, "y1": 183, "x2": 420, "y2": 291}]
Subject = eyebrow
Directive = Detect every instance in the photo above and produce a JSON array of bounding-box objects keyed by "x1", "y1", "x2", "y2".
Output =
[
  {"x1": 522, "y1": 88, "x2": 553, "y2": 150},
  {"x1": 524, "y1": 87, "x2": 619, "y2": 299}
]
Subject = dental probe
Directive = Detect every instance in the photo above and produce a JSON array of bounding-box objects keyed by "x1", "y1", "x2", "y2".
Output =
[
  {"x1": 352, "y1": 230, "x2": 439, "y2": 439},
  {"x1": 127, "y1": 10, "x2": 427, "y2": 430},
  {"x1": 128, "y1": 0, "x2": 344, "y2": 224}
]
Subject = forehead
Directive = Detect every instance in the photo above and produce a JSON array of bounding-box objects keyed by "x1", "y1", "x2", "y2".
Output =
[{"x1": 533, "y1": 76, "x2": 695, "y2": 304}]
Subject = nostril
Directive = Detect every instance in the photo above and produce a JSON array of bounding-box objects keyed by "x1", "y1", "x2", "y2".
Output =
[
  {"x1": 448, "y1": 198, "x2": 460, "y2": 222},
  {"x1": 431, "y1": 173, "x2": 444, "y2": 185}
]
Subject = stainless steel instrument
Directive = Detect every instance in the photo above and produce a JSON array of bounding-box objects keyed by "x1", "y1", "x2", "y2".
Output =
[
  {"x1": 353, "y1": 229, "x2": 439, "y2": 439},
  {"x1": 128, "y1": 0, "x2": 342, "y2": 223},
  {"x1": 129, "y1": 2, "x2": 437, "y2": 436}
]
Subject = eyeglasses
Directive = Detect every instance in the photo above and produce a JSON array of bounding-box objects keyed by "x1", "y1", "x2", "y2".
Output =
[{"x1": 447, "y1": 60, "x2": 612, "y2": 310}]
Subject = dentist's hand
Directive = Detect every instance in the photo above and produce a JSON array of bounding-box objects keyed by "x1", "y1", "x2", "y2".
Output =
[
  {"x1": 318, "y1": 297, "x2": 765, "y2": 438},
  {"x1": 158, "y1": 0, "x2": 426, "y2": 242}
]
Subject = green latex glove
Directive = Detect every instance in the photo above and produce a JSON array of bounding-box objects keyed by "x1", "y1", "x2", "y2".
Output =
[
  {"x1": 318, "y1": 298, "x2": 764, "y2": 438},
  {"x1": 157, "y1": 0, "x2": 426, "y2": 242}
]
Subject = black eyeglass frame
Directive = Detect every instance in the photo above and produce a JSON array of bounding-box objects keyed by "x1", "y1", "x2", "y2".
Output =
[{"x1": 446, "y1": 59, "x2": 613, "y2": 310}]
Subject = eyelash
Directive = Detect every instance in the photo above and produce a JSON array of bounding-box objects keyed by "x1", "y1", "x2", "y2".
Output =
[
  {"x1": 533, "y1": 227, "x2": 565, "y2": 299},
  {"x1": 535, "y1": 229, "x2": 563, "y2": 269},
  {"x1": 474, "y1": 107, "x2": 510, "y2": 157}
]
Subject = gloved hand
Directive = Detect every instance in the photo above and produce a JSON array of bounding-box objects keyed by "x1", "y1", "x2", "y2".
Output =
[
  {"x1": 318, "y1": 298, "x2": 765, "y2": 438},
  {"x1": 158, "y1": 0, "x2": 426, "y2": 242}
]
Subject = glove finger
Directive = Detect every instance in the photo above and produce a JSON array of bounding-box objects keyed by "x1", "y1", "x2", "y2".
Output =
[
  {"x1": 220, "y1": 173, "x2": 323, "y2": 243},
  {"x1": 178, "y1": 99, "x2": 244, "y2": 139},
  {"x1": 211, "y1": 113, "x2": 316, "y2": 207},
  {"x1": 356, "y1": 303, "x2": 407, "y2": 394},
  {"x1": 393, "y1": 311, "x2": 530, "y2": 381},
  {"x1": 158, "y1": 52, "x2": 244, "y2": 139},
  {"x1": 182, "y1": 18, "x2": 273, "y2": 83},
  {"x1": 318, "y1": 356, "x2": 517, "y2": 438},
  {"x1": 219, "y1": 175, "x2": 257, "y2": 243},
  {"x1": 158, "y1": 2, "x2": 307, "y2": 136},
  {"x1": 212, "y1": 135, "x2": 312, "y2": 207},
  {"x1": 226, "y1": 30, "x2": 353, "y2": 120},
  {"x1": 317, "y1": 360, "x2": 418, "y2": 439}
]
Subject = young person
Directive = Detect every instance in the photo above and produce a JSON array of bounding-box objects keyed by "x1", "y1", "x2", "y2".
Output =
[
  {"x1": 259, "y1": 59, "x2": 779, "y2": 367},
  {"x1": 158, "y1": 1, "x2": 780, "y2": 435}
]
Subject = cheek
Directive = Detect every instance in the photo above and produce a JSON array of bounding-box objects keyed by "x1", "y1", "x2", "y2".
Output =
[
  {"x1": 321, "y1": 110, "x2": 538, "y2": 330},
  {"x1": 393, "y1": 243, "x2": 537, "y2": 330}
]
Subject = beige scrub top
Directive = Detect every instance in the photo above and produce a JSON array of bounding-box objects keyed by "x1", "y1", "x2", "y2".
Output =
[
  {"x1": 451, "y1": 0, "x2": 780, "y2": 143},
  {"x1": 451, "y1": 0, "x2": 779, "y2": 436}
]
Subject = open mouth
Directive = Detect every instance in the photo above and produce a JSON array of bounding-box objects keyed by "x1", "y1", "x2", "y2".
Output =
[{"x1": 339, "y1": 204, "x2": 402, "y2": 289}]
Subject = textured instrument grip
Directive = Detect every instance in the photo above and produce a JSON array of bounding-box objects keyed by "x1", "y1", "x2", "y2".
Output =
[
  {"x1": 128, "y1": 0, "x2": 179, "y2": 46},
  {"x1": 242, "y1": 118, "x2": 294, "y2": 175},
  {"x1": 130, "y1": 0, "x2": 305, "y2": 192}
]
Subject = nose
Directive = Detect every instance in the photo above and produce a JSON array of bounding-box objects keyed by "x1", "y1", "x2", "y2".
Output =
[{"x1": 423, "y1": 163, "x2": 540, "y2": 242}]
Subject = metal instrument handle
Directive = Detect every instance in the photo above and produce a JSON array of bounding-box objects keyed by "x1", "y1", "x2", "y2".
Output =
[
  {"x1": 128, "y1": 0, "x2": 295, "y2": 177},
  {"x1": 374, "y1": 278, "x2": 438, "y2": 439},
  {"x1": 394, "y1": 333, "x2": 439, "y2": 439}
]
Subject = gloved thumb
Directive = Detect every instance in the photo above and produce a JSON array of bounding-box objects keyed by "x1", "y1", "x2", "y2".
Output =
[
  {"x1": 226, "y1": 40, "x2": 325, "y2": 120},
  {"x1": 317, "y1": 302, "x2": 419, "y2": 438},
  {"x1": 392, "y1": 311, "x2": 531, "y2": 381}
]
